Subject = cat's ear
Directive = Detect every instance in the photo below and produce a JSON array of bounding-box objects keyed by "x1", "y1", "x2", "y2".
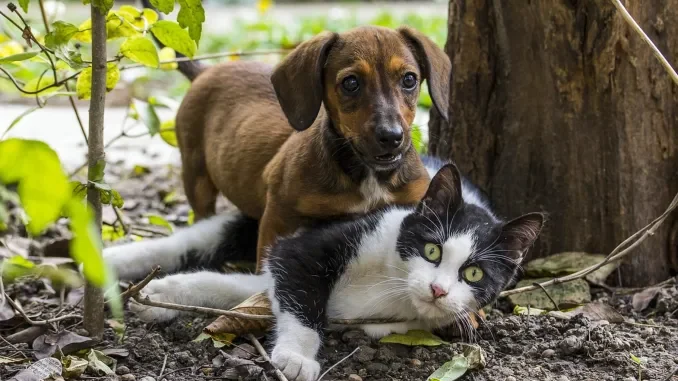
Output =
[
  {"x1": 417, "y1": 163, "x2": 463, "y2": 216},
  {"x1": 499, "y1": 213, "x2": 545, "y2": 259}
]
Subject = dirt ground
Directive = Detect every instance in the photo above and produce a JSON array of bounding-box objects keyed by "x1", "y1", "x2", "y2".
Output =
[{"x1": 2, "y1": 162, "x2": 678, "y2": 381}]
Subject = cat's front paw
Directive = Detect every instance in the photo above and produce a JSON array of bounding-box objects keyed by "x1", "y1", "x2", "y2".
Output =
[
  {"x1": 129, "y1": 278, "x2": 181, "y2": 322},
  {"x1": 271, "y1": 349, "x2": 320, "y2": 381}
]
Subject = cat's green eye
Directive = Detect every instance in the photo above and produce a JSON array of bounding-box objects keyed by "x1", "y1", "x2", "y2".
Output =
[
  {"x1": 463, "y1": 266, "x2": 484, "y2": 282},
  {"x1": 423, "y1": 243, "x2": 441, "y2": 262}
]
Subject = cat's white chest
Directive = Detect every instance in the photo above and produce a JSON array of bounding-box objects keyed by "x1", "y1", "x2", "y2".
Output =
[{"x1": 349, "y1": 173, "x2": 394, "y2": 214}]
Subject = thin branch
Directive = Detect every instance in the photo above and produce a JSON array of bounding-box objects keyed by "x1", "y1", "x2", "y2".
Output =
[
  {"x1": 247, "y1": 334, "x2": 289, "y2": 381},
  {"x1": 3, "y1": 292, "x2": 82, "y2": 326},
  {"x1": 501, "y1": 191, "x2": 678, "y2": 297},
  {"x1": 318, "y1": 347, "x2": 360, "y2": 381},
  {"x1": 112, "y1": 206, "x2": 130, "y2": 235},
  {"x1": 609, "y1": 0, "x2": 678, "y2": 86},
  {"x1": 0, "y1": 67, "x2": 81, "y2": 95},
  {"x1": 119, "y1": 266, "x2": 161, "y2": 300},
  {"x1": 120, "y1": 49, "x2": 290, "y2": 71}
]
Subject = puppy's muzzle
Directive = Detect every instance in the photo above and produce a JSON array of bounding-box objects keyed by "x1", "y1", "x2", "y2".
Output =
[{"x1": 371, "y1": 125, "x2": 405, "y2": 169}]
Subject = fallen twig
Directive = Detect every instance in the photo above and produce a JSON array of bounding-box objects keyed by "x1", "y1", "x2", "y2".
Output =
[
  {"x1": 247, "y1": 333, "x2": 289, "y2": 381},
  {"x1": 133, "y1": 294, "x2": 412, "y2": 324},
  {"x1": 500, "y1": 191, "x2": 678, "y2": 297},
  {"x1": 120, "y1": 266, "x2": 161, "y2": 301},
  {"x1": 318, "y1": 346, "x2": 360, "y2": 381},
  {"x1": 662, "y1": 366, "x2": 678, "y2": 381},
  {"x1": 3, "y1": 292, "x2": 82, "y2": 326}
]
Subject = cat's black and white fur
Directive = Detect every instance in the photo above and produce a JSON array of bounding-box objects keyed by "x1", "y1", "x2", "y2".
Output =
[{"x1": 103, "y1": 158, "x2": 544, "y2": 381}]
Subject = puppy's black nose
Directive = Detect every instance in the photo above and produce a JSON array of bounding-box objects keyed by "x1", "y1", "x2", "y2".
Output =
[{"x1": 376, "y1": 126, "x2": 404, "y2": 150}]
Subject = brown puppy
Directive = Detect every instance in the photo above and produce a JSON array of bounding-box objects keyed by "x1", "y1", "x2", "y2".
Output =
[{"x1": 174, "y1": 26, "x2": 450, "y2": 270}]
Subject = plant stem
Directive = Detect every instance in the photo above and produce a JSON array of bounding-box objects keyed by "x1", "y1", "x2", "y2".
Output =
[{"x1": 82, "y1": 0, "x2": 107, "y2": 339}]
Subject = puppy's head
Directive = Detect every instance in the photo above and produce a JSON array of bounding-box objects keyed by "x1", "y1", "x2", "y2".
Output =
[{"x1": 271, "y1": 26, "x2": 450, "y2": 172}]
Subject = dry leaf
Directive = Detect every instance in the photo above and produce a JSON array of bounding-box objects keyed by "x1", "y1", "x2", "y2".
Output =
[
  {"x1": 32, "y1": 331, "x2": 94, "y2": 360},
  {"x1": 547, "y1": 302, "x2": 624, "y2": 323},
  {"x1": 524, "y1": 251, "x2": 619, "y2": 285},
  {"x1": 11, "y1": 357, "x2": 62, "y2": 381},
  {"x1": 632, "y1": 287, "x2": 661, "y2": 312},
  {"x1": 204, "y1": 292, "x2": 272, "y2": 336}
]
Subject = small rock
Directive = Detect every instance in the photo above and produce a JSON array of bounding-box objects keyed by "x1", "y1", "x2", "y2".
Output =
[
  {"x1": 326, "y1": 339, "x2": 339, "y2": 347},
  {"x1": 376, "y1": 346, "x2": 396, "y2": 362},
  {"x1": 366, "y1": 363, "x2": 389, "y2": 373},
  {"x1": 506, "y1": 377, "x2": 517, "y2": 381},
  {"x1": 557, "y1": 376, "x2": 570, "y2": 381},
  {"x1": 355, "y1": 346, "x2": 377, "y2": 363},
  {"x1": 342, "y1": 330, "x2": 367, "y2": 343},
  {"x1": 140, "y1": 377, "x2": 156, "y2": 381},
  {"x1": 348, "y1": 375, "x2": 362, "y2": 381},
  {"x1": 622, "y1": 378, "x2": 636, "y2": 381},
  {"x1": 409, "y1": 359, "x2": 422, "y2": 367},
  {"x1": 116, "y1": 366, "x2": 131, "y2": 375},
  {"x1": 174, "y1": 350, "x2": 193, "y2": 366},
  {"x1": 121, "y1": 375, "x2": 136, "y2": 381},
  {"x1": 558, "y1": 335, "x2": 582, "y2": 355},
  {"x1": 411, "y1": 347, "x2": 431, "y2": 360},
  {"x1": 541, "y1": 349, "x2": 556, "y2": 358}
]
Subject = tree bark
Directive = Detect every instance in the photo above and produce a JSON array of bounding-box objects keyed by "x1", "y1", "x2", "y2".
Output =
[
  {"x1": 431, "y1": 1, "x2": 678, "y2": 286},
  {"x1": 83, "y1": 0, "x2": 107, "y2": 338}
]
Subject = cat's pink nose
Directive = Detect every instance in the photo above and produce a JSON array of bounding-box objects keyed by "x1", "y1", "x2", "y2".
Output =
[{"x1": 430, "y1": 284, "x2": 447, "y2": 299}]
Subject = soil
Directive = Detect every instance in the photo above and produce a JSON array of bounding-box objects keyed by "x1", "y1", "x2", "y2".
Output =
[{"x1": 2, "y1": 162, "x2": 678, "y2": 381}]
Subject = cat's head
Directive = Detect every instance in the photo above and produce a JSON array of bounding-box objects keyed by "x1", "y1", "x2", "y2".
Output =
[{"x1": 396, "y1": 163, "x2": 544, "y2": 323}]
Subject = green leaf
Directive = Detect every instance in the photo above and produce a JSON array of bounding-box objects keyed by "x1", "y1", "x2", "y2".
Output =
[
  {"x1": 102, "y1": 225, "x2": 125, "y2": 242},
  {"x1": 66, "y1": 199, "x2": 105, "y2": 286},
  {"x1": 187, "y1": 209, "x2": 195, "y2": 225},
  {"x1": 89, "y1": 159, "x2": 106, "y2": 183},
  {"x1": 159, "y1": 120, "x2": 178, "y2": 147},
  {"x1": 100, "y1": 188, "x2": 124, "y2": 209},
  {"x1": 150, "y1": 20, "x2": 196, "y2": 58},
  {"x1": 525, "y1": 252, "x2": 620, "y2": 286},
  {"x1": 18, "y1": 0, "x2": 29, "y2": 12},
  {"x1": 513, "y1": 305, "x2": 547, "y2": 316},
  {"x1": 147, "y1": 214, "x2": 174, "y2": 233},
  {"x1": 177, "y1": 0, "x2": 205, "y2": 44},
  {"x1": 22, "y1": 75, "x2": 60, "y2": 97},
  {"x1": 0, "y1": 51, "x2": 39, "y2": 64},
  {"x1": 158, "y1": 47, "x2": 178, "y2": 70},
  {"x1": 62, "y1": 355, "x2": 88, "y2": 379},
  {"x1": 120, "y1": 36, "x2": 159, "y2": 67},
  {"x1": 379, "y1": 330, "x2": 446, "y2": 347},
  {"x1": 92, "y1": 0, "x2": 114, "y2": 14},
  {"x1": 86, "y1": 349, "x2": 116, "y2": 376},
  {"x1": 2, "y1": 106, "x2": 40, "y2": 139},
  {"x1": 0, "y1": 139, "x2": 70, "y2": 235},
  {"x1": 411, "y1": 124, "x2": 426, "y2": 154},
  {"x1": 427, "y1": 355, "x2": 469, "y2": 381},
  {"x1": 150, "y1": 0, "x2": 174, "y2": 14},
  {"x1": 70, "y1": 181, "x2": 88, "y2": 200},
  {"x1": 76, "y1": 63, "x2": 120, "y2": 100},
  {"x1": 507, "y1": 278, "x2": 591, "y2": 310},
  {"x1": 133, "y1": 100, "x2": 161, "y2": 136},
  {"x1": 45, "y1": 21, "x2": 79, "y2": 48}
]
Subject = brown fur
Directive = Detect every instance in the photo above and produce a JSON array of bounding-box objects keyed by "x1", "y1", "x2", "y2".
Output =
[{"x1": 175, "y1": 26, "x2": 451, "y2": 271}]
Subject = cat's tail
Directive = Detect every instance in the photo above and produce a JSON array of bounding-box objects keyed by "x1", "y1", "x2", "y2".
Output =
[{"x1": 103, "y1": 210, "x2": 258, "y2": 281}]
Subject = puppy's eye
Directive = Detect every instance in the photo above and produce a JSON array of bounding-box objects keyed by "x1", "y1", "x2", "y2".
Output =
[
  {"x1": 423, "y1": 243, "x2": 441, "y2": 262},
  {"x1": 341, "y1": 76, "x2": 360, "y2": 94},
  {"x1": 402, "y1": 72, "x2": 417, "y2": 90},
  {"x1": 463, "y1": 266, "x2": 484, "y2": 283}
]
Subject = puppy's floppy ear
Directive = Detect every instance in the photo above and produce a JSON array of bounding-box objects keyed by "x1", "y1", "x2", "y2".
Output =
[
  {"x1": 499, "y1": 213, "x2": 545, "y2": 260},
  {"x1": 397, "y1": 26, "x2": 451, "y2": 122},
  {"x1": 270, "y1": 31, "x2": 338, "y2": 131},
  {"x1": 417, "y1": 163, "x2": 463, "y2": 217}
]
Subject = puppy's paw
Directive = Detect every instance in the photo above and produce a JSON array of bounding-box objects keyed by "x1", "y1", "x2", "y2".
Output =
[
  {"x1": 271, "y1": 349, "x2": 320, "y2": 381},
  {"x1": 129, "y1": 278, "x2": 181, "y2": 322}
]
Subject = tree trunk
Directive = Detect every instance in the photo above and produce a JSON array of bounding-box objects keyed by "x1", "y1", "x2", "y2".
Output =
[
  {"x1": 83, "y1": 0, "x2": 107, "y2": 338},
  {"x1": 430, "y1": 1, "x2": 678, "y2": 286}
]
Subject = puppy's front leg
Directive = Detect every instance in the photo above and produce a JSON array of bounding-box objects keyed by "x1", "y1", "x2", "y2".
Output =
[{"x1": 256, "y1": 202, "x2": 296, "y2": 272}]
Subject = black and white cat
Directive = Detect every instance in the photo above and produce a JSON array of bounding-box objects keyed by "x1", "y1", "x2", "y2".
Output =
[{"x1": 103, "y1": 158, "x2": 544, "y2": 381}]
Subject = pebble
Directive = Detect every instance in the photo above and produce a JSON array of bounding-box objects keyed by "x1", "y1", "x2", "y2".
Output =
[
  {"x1": 348, "y1": 375, "x2": 363, "y2": 381},
  {"x1": 558, "y1": 335, "x2": 582, "y2": 355},
  {"x1": 326, "y1": 339, "x2": 339, "y2": 347},
  {"x1": 557, "y1": 376, "x2": 570, "y2": 381},
  {"x1": 116, "y1": 366, "x2": 131, "y2": 375},
  {"x1": 622, "y1": 378, "x2": 636, "y2": 381},
  {"x1": 506, "y1": 377, "x2": 517, "y2": 381},
  {"x1": 356, "y1": 346, "x2": 377, "y2": 363},
  {"x1": 174, "y1": 350, "x2": 193, "y2": 366},
  {"x1": 366, "y1": 363, "x2": 389, "y2": 373},
  {"x1": 139, "y1": 377, "x2": 155, "y2": 381},
  {"x1": 409, "y1": 359, "x2": 422, "y2": 367},
  {"x1": 376, "y1": 346, "x2": 396, "y2": 362},
  {"x1": 342, "y1": 330, "x2": 367, "y2": 343},
  {"x1": 541, "y1": 349, "x2": 556, "y2": 358},
  {"x1": 411, "y1": 347, "x2": 431, "y2": 360},
  {"x1": 121, "y1": 375, "x2": 136, "y2": 381}
]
